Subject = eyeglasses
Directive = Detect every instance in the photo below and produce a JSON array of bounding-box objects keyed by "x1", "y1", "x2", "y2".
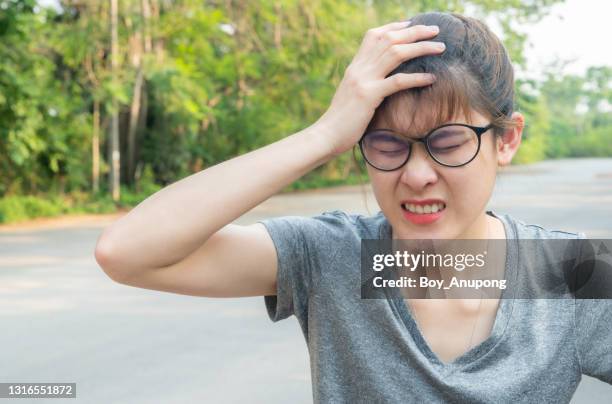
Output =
[{"x1": 358, "y1": 123, "x2": 495, "y2": 171}]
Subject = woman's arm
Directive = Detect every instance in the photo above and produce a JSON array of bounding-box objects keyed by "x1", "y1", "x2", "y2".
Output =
[
  {"x1": 94, "y1": 21, "x2": 444, "y2": 297},
  {"x1": 94, "y1": 125, "x2": 332, "y2": 295}
]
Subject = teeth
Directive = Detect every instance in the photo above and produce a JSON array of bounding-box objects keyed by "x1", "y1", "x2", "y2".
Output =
[{"x1": 403, "y1": 202, "x2": 445, "y2": 214}]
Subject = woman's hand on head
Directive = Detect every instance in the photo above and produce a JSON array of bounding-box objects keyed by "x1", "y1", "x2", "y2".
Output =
[{"x1": 313, "y1": 21, "x2": 445, "y2": 158}]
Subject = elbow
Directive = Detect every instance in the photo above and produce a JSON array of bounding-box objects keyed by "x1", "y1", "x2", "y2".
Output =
[{"x1": 94, "y1": 231, "x2": 131, "y2": 284}]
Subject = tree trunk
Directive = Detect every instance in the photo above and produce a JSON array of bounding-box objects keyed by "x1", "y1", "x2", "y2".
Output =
[
  {"x1": 150, "y1": 0, "x2": 163, "y2": 63},
  {"x1": 134, "y1": 80, "x2": 148, "y2": 190},
  {"x1": 109, "y1": 0, "x2": 120, "y2": 201},
  {"x1": 126, "y1": 66, "x2": 143, "y2": 185},
  {"x1": 125, "y1": 0, "x2": 151, "y2": 186},
  {"x1": 141, "y1": 0, "x2": 152, "y2": 53},
  {"x1": 92, "y1": 99, "x2": 100, "y2": 193}
]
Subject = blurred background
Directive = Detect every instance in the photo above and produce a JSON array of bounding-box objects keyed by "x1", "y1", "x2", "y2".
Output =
[
  {"x1": 1, "y1": 0, "x2": 611, "y2": 403},
  {"x1": 0, "y1": 0, "x2": 610, "y2": 223}
]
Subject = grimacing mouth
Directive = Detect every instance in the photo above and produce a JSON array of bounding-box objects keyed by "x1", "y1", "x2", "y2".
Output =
[{"x1": 401, "y1": 202, "x2": 447, "y2": 214}]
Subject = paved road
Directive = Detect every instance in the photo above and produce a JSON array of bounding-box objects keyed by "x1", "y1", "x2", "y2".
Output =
[{"x1": 1, "y1": 158, "x2": 611, "y2": 403}]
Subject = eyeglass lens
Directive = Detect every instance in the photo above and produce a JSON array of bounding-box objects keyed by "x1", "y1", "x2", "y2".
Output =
[{"x1": 361, "y1": 125, "x2": 480, "y2": 170}]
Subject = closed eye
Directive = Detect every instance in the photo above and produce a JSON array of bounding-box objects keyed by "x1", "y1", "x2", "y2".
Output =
[
  {"x1": 374, "y1": 148, "x2": 406, "y2": 154},
  {"x1": 432, "y1": 144, "x2": 461, "y2": 152}
]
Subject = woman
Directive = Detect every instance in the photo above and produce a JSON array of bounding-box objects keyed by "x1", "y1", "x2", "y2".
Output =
[{"x1": 95, "y1": 11, "x2": 610, "y2": 403}]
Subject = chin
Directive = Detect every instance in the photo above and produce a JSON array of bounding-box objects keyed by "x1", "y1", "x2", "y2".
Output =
[{"x1": 393, "y1": 221, "x2": 442, "y2": 240}]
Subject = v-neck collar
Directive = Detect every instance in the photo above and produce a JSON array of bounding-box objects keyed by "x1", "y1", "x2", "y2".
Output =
[{"x1": 377, "y1": 210, "x2": 519, "y2": 375}]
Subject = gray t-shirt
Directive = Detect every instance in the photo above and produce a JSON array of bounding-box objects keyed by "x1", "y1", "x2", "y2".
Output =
[{"x1": 258, "y1": 210, "x2": 612, "y2": 403}]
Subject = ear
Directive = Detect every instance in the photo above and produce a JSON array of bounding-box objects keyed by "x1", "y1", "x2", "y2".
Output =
[{"x1": 496, "y1": 112, "x2": 524, "y2": 167}]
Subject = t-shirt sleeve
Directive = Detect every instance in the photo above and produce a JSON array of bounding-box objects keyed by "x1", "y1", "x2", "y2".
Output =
[
  {"x1": 575, "y1": 299, "x2": 612, "y2": 383},
  {"x1": 574, "y1": 235, "x2": 612, "y2": 384},
  {"x1": 256, "y1": 215, "x2": 313, "y2": 323},
  {"x1": 256, "y1": 211, "x2": 350, "y2": 324}
]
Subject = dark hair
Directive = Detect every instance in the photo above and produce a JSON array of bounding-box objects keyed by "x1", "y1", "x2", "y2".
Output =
[{"x1": 368, "y1": 12, "x2": 518, "y2": 137}]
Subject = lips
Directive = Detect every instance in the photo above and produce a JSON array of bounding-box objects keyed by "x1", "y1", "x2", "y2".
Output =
[{"x1": 400, "y1": 199, "x2": 446, "y2": 225}]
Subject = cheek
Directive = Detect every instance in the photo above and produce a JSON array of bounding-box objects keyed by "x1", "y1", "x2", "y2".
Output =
[
  {"x1": 446, "y1": 161, "x2": 496, "y2": 210},
  {"x1": 368, "y1": 170, "x2": 400, "y2": 206}
]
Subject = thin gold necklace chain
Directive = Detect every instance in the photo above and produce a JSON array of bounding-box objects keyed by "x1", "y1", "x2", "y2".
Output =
[{"x1": 410, "y1": 218, "x2": 491, "y2": 354}]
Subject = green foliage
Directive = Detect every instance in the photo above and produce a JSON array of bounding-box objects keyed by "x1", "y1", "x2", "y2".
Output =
[
  {"x1": 0, "y1": 195, "x2": 61, "y2": 223},
  {"x1": 564, "y1": 126, "x2": 612, "y2": 157},
  {"x1": 539, "y1": 65, "x2": 612, "y2": 159},
  {"x1": 513, "y1": 79, "x2": 549, "y2": 164},
  {"x1": 0, "y1": 1, "x2": 93, "y2": 195},
  {"x1": 0, "y1": 183, "x2": 163, "y2": 224},
  {"x1": 2, "y1": 0, "x2": 611, "y2": 223}
]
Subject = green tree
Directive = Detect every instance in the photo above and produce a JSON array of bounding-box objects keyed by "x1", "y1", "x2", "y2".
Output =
[{"x1": 2, "y1": 0, "x2": 579, "y2": 208}]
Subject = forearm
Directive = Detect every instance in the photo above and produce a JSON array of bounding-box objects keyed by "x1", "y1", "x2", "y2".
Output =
[{"x1": 96, "y1": 123, "x2": 334, "y2": 273}]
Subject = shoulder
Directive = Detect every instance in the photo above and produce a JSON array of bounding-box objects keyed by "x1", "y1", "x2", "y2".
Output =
[
  {"x1": 257, "y1": 209, "x2": 389, "y2": 242},
  {"x1": 490, "y1": 210, "x2": 586, "y2": 240},
  {"x1": 314, "y1": 210, "x2": 389, "y2": 239}
]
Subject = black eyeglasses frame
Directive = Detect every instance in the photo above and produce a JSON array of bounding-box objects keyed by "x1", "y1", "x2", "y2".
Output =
[{"x1": 358, "y1": 123, "x2": 496, "y2": 171}]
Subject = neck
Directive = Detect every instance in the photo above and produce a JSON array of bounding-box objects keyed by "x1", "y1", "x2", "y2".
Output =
[{"x1": 391, "y1": 211, "x2": 503, "y2": 299}]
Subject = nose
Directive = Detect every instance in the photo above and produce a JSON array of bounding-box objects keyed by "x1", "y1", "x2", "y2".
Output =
[{"x1": 399, "y1": 142, "x2": 439, "y2": 190}]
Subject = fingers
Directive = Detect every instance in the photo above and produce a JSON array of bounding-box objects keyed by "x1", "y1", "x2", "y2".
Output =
[
  {"x1": 376, "y1": 41, "x2": 446, "y2": 75},
  {"x1": 384, "y1": 24, "x2": 440, "y2": 47},
  {"x1": 353, "y1": 21, "x2": 411, "y2": 63},
  {"x1": 368, "y1": 24, "x2": 441, "y2": 60},
  {"x1": 378, "y1": 73, "x2": 437, "y2": 98},
  {"x1": 369, "y1": 20, "x2": 413, "y2": 36},
  {"x1": 343, "y1": 21, "x2": 442, "y2": 107}
]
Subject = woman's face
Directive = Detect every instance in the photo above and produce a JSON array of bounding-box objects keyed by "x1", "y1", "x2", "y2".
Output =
[{"x1": 366, "y1": 108, "x2": 503, "y2": 240}]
